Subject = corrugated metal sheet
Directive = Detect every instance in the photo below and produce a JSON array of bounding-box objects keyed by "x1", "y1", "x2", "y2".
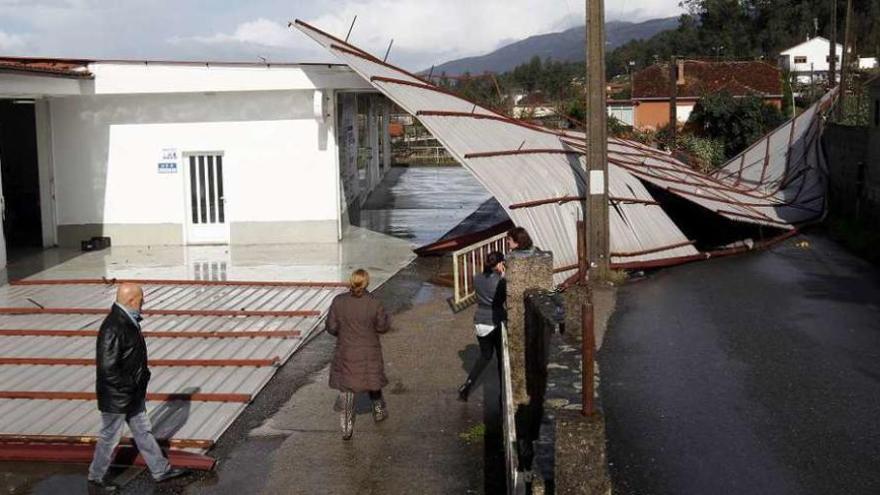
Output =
[
  {"x1": 0, "y1": 280, "x2": 344, "y2": 457},
  {"x1": 293, "y1": 20, "x2": 833, "y2": 278}
]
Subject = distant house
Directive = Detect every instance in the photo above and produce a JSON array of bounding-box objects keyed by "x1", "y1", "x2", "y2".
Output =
[
  {"x1": 779, "y1": 37, "x2": 844, "y2": 84},
  {"x1": 512, "y1": 92, "x2": 557, "y2": 119},
  {"x1": 632, "y1": 60, "x2": 784, "y2": 130},
  {"x1": 860, "y1": 57, "x2": 879, "y2": 70}
]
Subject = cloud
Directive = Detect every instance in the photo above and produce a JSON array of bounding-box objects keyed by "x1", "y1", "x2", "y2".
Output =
[
  {"x1": 0, "y1": 30, "x2": 26, "y2": 50},
  {"x1": 175, "y1": 18, "x2": 299, "y2": 48}
]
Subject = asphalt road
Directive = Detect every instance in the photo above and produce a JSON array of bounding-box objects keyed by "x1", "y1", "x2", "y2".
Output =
[{"x1": 600, "y1": 234, "x2": 880, "y2": 495}]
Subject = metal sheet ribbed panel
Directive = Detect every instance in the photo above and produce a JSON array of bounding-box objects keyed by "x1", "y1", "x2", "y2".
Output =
[
  {"x1": 0, "y1": 399, "x2": 244, "y2": 441},
  {"x1": 294, "y1": 21, "x2": 833, "y2": 274},
  {"x1": 0, "y1": 281, "x2": 344, "y2": 454},
  {"x1": 0, "y1": 336, "x2": 300, "y2": 361},
  {"x1": 0, "y1": 284, "x2": 340, "y2": 313}
]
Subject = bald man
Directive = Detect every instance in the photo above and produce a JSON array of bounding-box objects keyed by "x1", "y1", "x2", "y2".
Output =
[{"x1": 87, "y1": 284, "x2": 189, "y2": 491}]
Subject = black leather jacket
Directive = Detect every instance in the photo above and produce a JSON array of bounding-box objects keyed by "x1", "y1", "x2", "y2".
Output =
[{"x1": 95, "y1": 304, "x2": 150, "y2": 414}]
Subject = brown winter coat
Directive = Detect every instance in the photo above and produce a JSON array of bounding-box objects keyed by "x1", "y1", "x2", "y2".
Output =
[{"x1": 326, "y1": 291, "x2": 391, "y2": 392}]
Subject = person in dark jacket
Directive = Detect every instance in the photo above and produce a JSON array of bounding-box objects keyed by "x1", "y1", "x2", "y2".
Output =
[
  {"x1": 458, "y1": 251, "x2": 507, "y2": 401},
  {"x1": 87, "y1": 284, "x2": 188, "y2": 492},
  {"x1": 506, "y1": 226, "x2": 539, "y2": 257},
  {"x1": 325, "y1": 269, "x2": 391, "y2": 440}
]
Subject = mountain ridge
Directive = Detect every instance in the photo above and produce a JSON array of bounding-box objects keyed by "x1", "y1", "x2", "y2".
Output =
[{"x1": 427, "y1": 16, "x2": 679, "y2": 75}]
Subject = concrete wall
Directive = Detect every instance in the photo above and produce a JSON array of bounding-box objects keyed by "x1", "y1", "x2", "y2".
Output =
[
  {"x1": 823, "y1": 123, "x2": 879, "y2": 220},
  {"x1": 48, "y1": 89, "x2": 340, "y2": 247}
]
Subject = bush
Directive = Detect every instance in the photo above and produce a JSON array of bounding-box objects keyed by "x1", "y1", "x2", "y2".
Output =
[{"x1": 687, "y1": 91, "x2": 787, "y2": 160}]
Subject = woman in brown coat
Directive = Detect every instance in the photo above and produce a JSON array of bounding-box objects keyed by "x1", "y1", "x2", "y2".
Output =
[{"x1": 325, "y1": 269, "x2": 391, "y2": 440}]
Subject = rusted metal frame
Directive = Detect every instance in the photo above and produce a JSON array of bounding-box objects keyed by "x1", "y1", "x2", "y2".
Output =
[
  {"x1": 611, "y1": 240, "x2": 697, "y2": 258},
  {"x1": 508, "y1": 196, "x2": 659, "y2": 210},
  {"x1": 553, "y1": 263, "x2": 580, "y2": 274},
  {"x1": 463, "y1": 149, "x2": 582, "y2": 159},
  {"x1": 609, "y1": 149, "x2": 689, "y2": 169},
  {"x1": 0, "y1": 434, "x2": 213, "y2": 450},
  {"x1": 0, "y1": 391, "x2": 251, "y2": 403},
  {"x1": 11, "y1": 278, "x2": 348, "y2": 288},
  {"x1": 0, "y1": 329, "x2": 301, "y2": 339},
  {"x1": 663, "y1": 185, "x2": 781, "y2": 219},
  {"x1": 613, "y1": 159, "x2": 775, "y2": 202},
  {"x1": 0, "y1": 307, "x2": 321, "y2": 318},
  {"x1": 758, "y1": 136, "x2": 773, "y2": 185},
  {"x1": 0, "y1": 357, "x2": 280, "y2": 367},
  {"x1": 294, "y1": 20, "x2": 378, "y2": 62},
  {"x1": 609, "y1": 229, "x2": 801, "y2": 270},
  {"x1": 414, "y1": 108, "x2": 575, "y2": 140},
  {"x1": 611, "y1": 155, "x2": 767, "y2": 196},
  {"x1": 714, "y1": 209, "x2": 791, "y2": 227},
  {"x1": 0, "y1": 442, "x2": 216, "y2": 470}
]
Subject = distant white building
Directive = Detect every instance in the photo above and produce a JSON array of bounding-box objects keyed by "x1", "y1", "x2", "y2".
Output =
[
  {"x1": 860, "y1": 57, "x2": 879, "y2": 70},
  {"x1": 0, "y1": 56, "x2": 392, "y2": 270},
  {"x1": 779, "y1": 37, "x2": 844, "y2": 84}
]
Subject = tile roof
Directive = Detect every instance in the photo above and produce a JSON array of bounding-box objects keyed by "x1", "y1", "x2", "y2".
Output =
[
  {"x1": 633, "y1": 60, "x2": 782, "y2": 99},
  {"x1": 0, "y1": 56, "x2": 93, "y2": 79}
]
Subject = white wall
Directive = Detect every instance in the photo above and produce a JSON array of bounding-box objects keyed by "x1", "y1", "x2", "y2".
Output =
[
  {"x1": 781, "y1": 38, "x2": 843, "y2": 74},
  {"x1": 90, "y1": 63, "x2": 371, "y2": 95},
  {"x1": 49, "y1": 90, "x2": 338, "y2": 236}
]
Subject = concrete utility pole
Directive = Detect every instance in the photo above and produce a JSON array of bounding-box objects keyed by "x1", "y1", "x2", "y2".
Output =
[
  {"x1": 584, "y1": 0, "x2": 610, "y2": 282},
  {"x1": 838, "y1": 0, "x2": 852, "y2": 121},
  {"x1": 669, "y1": 57, "x2": 678, "y2": 144},
  {"x1": 829, "y1": 0, "x2": 837, "y2": 87}
]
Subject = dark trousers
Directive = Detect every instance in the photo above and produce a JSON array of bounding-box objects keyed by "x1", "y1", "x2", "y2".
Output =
[
  {"x1": 369, "y1": 390, "x2": 383, "y2": 401},
  {"x1": 466, "y1": 327, "x2": 502, "y2": 384}
]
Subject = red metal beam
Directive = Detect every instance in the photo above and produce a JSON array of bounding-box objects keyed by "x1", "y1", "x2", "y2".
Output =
[
  {"x1": 0, "y1": 434, "x2": 212, "y2": 450},
  {"x1": 0, "y1": 329, "x2": 301, "y2": 339},
  {"x1": 611, "y1": 241, "x2": 697, "y2": 258},
  {"x1": 0, "y1": 357, "x2": 279, "y2": 367},
  {"x1": 11, "y1": 278, "x2": 348, "y2": 288},
  {"x1": 0, "y1": 391, "x2": 251, "y2": 403},
  {"x1": 463, "y1": 149, "x2": 582, "y2": 159},
  {"x1": 0, "y1": 307, "x2": 321, "y2": 317},
  {"x1": 509, "y1": 196, "x2": 660, "y2": 210},
  {"x1": 0, "y1": 442, "x2": 215, "y2": 470}
]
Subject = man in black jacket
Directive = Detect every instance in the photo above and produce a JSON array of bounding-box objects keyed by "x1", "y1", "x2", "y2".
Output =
[{"x1": 87, "y1": 283, "x2": 189, "y2": 491}]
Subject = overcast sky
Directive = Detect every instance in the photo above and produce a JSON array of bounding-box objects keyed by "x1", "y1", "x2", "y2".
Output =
[{"x1": 0, "y1": 0, "x2": 684, "y2": 70}]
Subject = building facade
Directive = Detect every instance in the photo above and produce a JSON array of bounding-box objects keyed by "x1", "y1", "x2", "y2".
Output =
[
  {"x1": 632, "y1": 60, "x2": 784, "y2": 130},
  {"x1": 0, "y1": 57, "x2": 390, "y2": 269},
  {"x1": 779, "y1": 37, "x2": 845, "y2": 84}
]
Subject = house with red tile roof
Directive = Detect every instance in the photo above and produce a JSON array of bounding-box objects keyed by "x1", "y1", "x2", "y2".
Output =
[{"x1": 632, "y1": 60, "x2": 784, "y2": 130}]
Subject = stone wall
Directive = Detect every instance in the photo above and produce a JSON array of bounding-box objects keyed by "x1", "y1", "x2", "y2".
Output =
[{"x1": 822, "y1": 123, "x2": 880, "y2": 220}]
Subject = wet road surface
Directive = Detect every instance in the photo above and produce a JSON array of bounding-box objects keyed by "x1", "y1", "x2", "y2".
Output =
[
  {"x1": 600, "y1": 234, "x2": 880, "y2": 495},
  {"x1": 358, "y1": 166, "x2": 492, "y2": 247}
]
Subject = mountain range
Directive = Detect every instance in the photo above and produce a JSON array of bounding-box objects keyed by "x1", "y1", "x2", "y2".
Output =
[{"x1": 427, "y1": 17, "x2": 679, "y2": 76}]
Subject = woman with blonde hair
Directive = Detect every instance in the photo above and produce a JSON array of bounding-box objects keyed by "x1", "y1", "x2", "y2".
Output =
[{"x1": 325, "y1": 268, "x2": 391, "y2": 440}]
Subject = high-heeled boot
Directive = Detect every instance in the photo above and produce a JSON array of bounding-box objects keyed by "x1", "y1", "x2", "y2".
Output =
[
  {"x1": 457, "y1": 378, "x2": 474, "y2": 402},
  {"x1": 372, "y1": 398, "x2": 388, "y2": 423},
  {"x1": 340, "y1": 391, "x2": 355, "y2": 440}
]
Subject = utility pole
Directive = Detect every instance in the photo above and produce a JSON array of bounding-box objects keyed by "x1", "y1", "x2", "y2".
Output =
[
  {"x1": 669, "y1": 57, "x2": 678, "y2": 145},
  {"x1": 829, "y1": 0, "x2": 837, "y2": 87},
  {"x1": 584, "y1": 0, "x2": 610, "y2": 282},
  {"x1": 838, "y1": 0, "x2": 852, "y2": 121},
  {"x1": 582, "y1": 0, "x2": 609, "y2": 418}
]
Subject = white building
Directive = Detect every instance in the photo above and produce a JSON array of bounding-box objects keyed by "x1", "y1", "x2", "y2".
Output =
[
  {"x1": 779, "y1": 37, "x2": 844, "y2": 84},
  {"x1": 859, "y1": 57, "x2": 879, "y2": 70},
  {"x1": 0, "y1": 57, "x2": 392, "y2": 270}
]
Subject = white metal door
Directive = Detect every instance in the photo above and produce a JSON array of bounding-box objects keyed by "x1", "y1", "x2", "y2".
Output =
[{"x1": 185, "y1": 153, "x2": 228, "y2": 244}]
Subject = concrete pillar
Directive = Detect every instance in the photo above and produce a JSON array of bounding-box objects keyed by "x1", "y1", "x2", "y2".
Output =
[
  {"x1": 505, "y1": 251, "x2": 555, "y2": 406},
  {"x1": 382, "y1": 98, "x2": 392, "y2": 174},
  {"x1": 368, "y1": 95, "x2": 380, "y2": 192},
  {"x1": 35, "y1": 98, "x2": 57, "y2": 247}
]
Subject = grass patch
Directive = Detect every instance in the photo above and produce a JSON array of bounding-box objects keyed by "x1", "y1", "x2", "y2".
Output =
[
  {"x1": 459, "y1": 423, "x2": 486, "y2": 444},
  {"x1": 606, "y1": 269, "x2": 629, "y2": 286},
  {"x1": 825, "y1": 215, "x2": 880, "y2": 264}
]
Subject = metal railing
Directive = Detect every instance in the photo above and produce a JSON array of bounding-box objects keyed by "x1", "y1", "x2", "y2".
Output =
[{"x1": 451, "y1": 232, "x2": 509, "y2": 306}]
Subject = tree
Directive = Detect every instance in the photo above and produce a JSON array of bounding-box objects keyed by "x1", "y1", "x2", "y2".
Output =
[{"x1": 687, "y1": 91, "x2": 787, "y2": 159}]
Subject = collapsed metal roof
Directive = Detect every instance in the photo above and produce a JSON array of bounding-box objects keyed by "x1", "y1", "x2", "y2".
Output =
[
  {"x1": 0, "y1": 278, "x2": 346, "y2": 468},
  {"x1": 293, "y1": 20, "x2": 833, "y2": 281}
]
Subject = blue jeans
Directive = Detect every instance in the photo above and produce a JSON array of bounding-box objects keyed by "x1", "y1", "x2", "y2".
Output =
[{"x1": 88, "y1": 408, "x2": 171, "y2": 481}]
